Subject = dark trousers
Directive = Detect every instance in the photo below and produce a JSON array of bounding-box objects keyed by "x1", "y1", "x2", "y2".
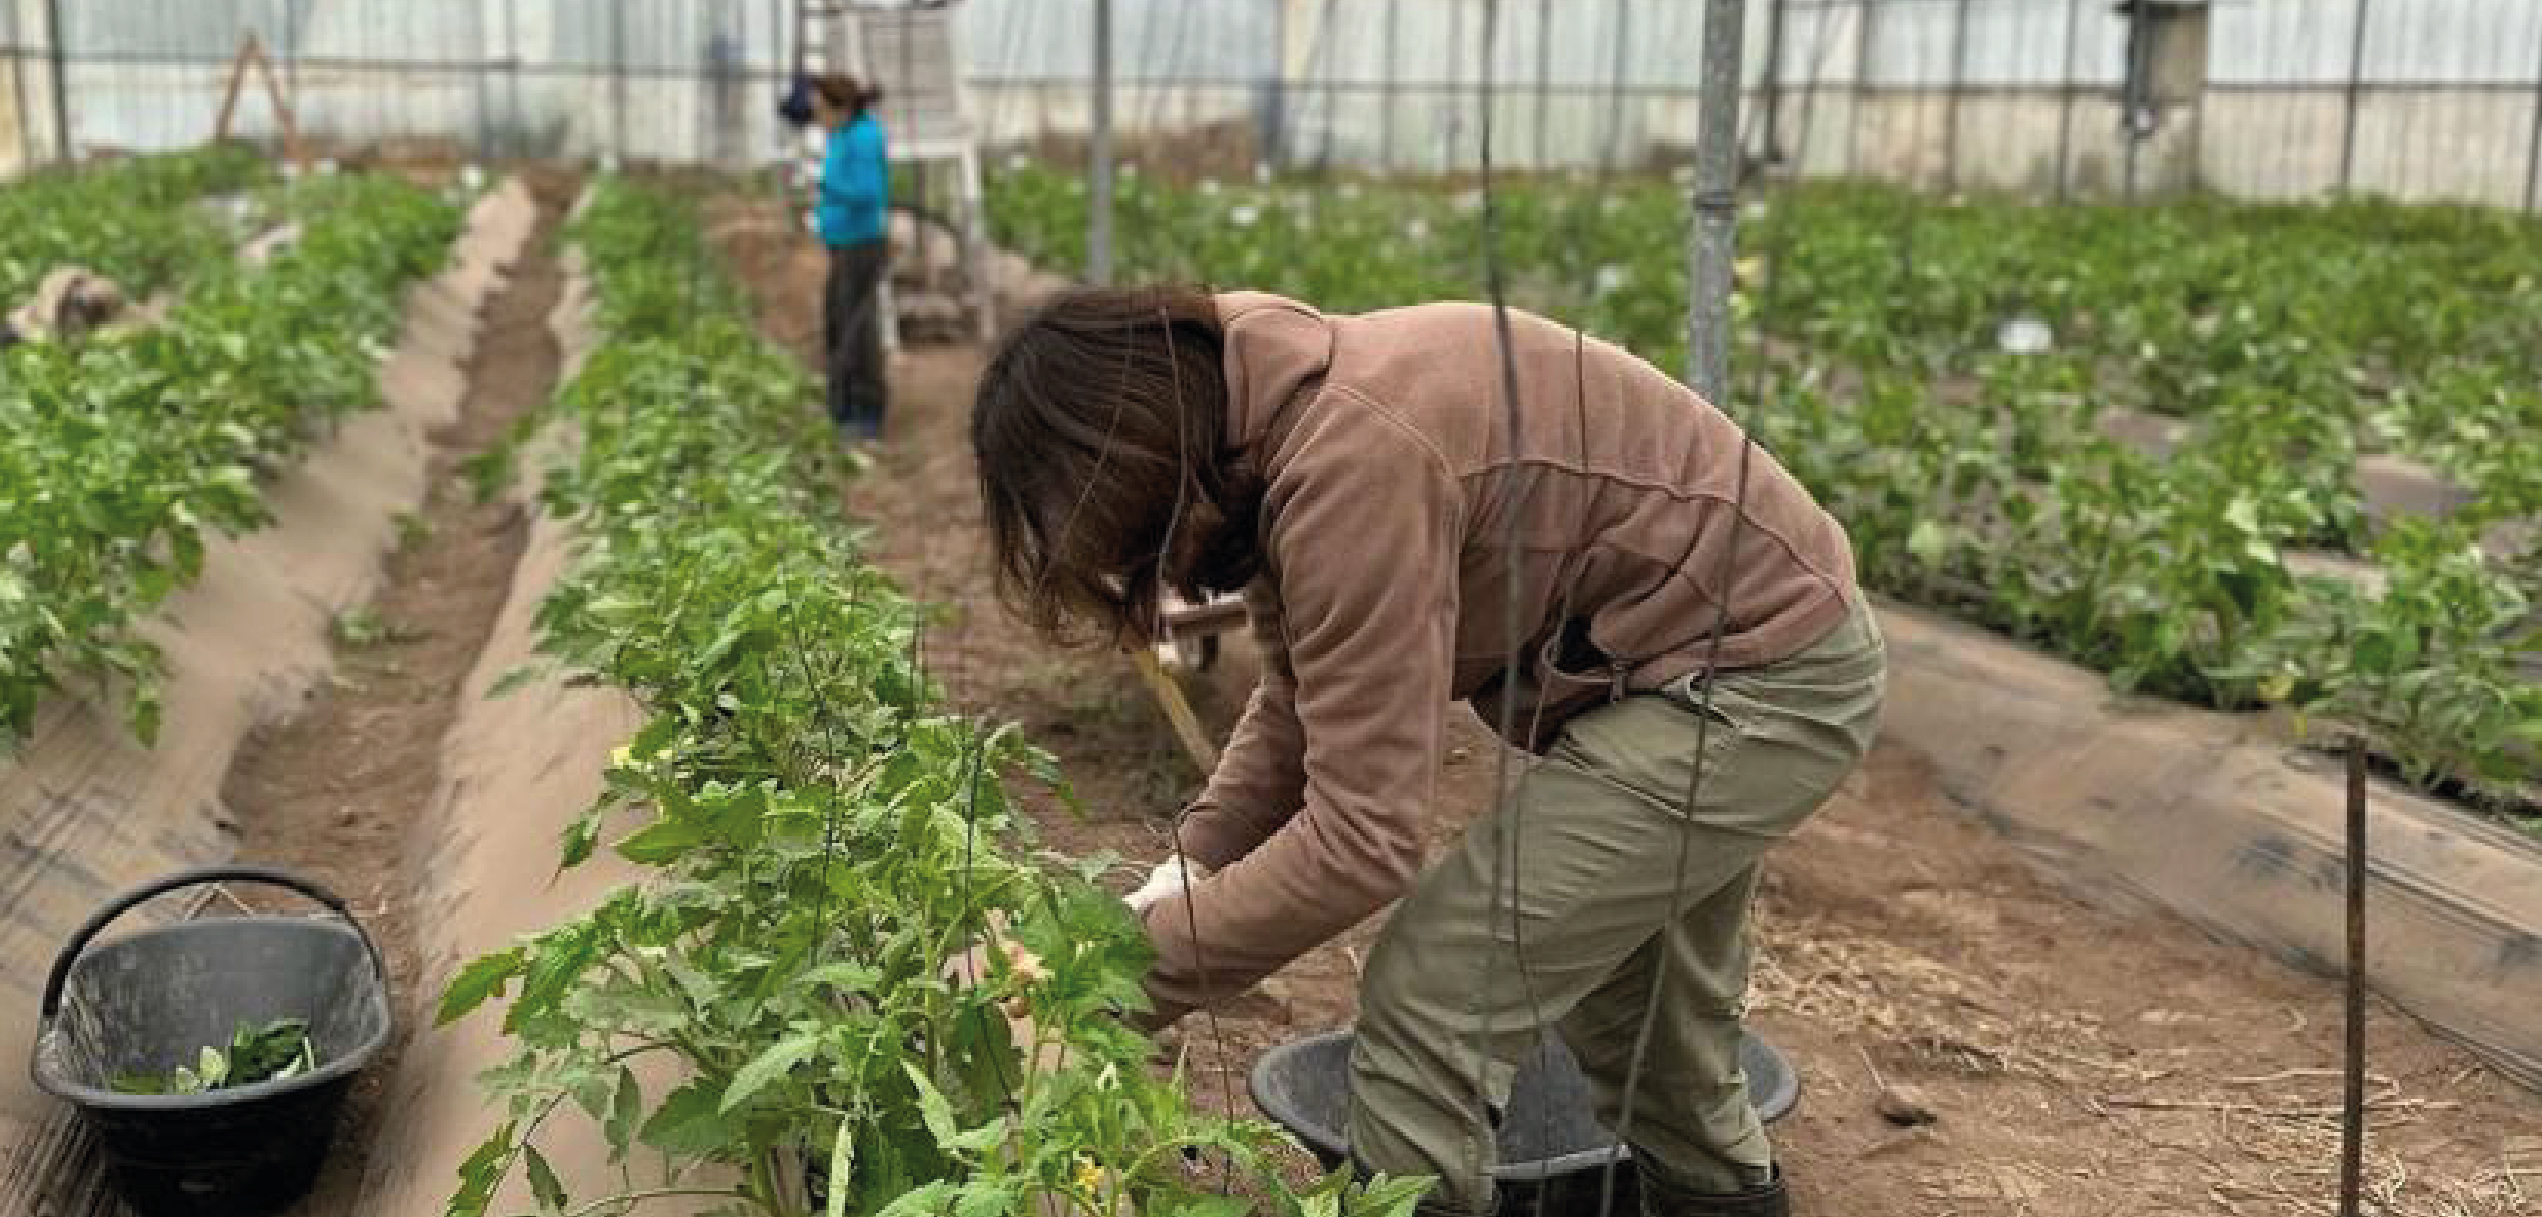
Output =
[{"x1": 823, "y1": 238, "x2": 889, "y2": 438}]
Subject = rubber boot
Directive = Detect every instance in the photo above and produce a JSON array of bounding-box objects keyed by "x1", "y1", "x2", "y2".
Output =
[{"x1": 1637, "y1": 1163, "x2": 1789, "y2": 1217}]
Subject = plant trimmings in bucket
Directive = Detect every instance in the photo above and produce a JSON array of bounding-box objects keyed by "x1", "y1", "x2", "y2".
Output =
[{"x1": 110, "y1": 1019, "x2": 319, "y2": 1096}]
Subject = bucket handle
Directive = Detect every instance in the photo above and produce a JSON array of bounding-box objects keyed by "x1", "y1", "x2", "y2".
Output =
[{"x1": 39, "y1": 865, "x2": 387, "y2": 1022}]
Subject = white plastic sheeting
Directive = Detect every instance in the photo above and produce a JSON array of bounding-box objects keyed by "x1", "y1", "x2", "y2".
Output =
[{"x1": 4, "y1": 1, "x2": 2539, "y2": 201}]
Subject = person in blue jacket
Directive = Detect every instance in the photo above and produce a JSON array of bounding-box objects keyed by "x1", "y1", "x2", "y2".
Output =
[{"x1": 812, "y1": 74, "x2": 891, "y2": 442}]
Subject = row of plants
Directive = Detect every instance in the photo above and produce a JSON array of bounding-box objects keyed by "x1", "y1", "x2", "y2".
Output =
[
  {"x1": 986, "y1": 164, "x2": 2537, "y2": 819},
  {"x1": 438, "y1": 179, "x2": 1427, "y2": 1217},
  {"x1": 0, "y1": 143, "x2": 270, "y2": 306},
  {"x1": 0, "y1": 170, "x2": 460, "y2": 744}
]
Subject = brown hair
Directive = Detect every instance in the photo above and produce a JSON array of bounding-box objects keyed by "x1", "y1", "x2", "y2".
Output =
[
  {"x1": 973, "y1": 287, "x2": 1260, "y2": 645},
  {"x1": 813, "y1": 73, "x2": 879, "y2": 117}
]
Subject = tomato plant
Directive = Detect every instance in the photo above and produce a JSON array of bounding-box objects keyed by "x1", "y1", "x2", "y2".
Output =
[
  {"x1": 439, "y1": 181, "x2": 1432, "y2": 1217},
  {"x1": 0, "y1": 171, "x2": 459, "y2": 744}
]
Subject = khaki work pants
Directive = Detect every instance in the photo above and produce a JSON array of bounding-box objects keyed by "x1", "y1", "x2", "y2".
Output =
[{"x1": 1349, "y1": 600, "x2": 1886, "y2": 1214}]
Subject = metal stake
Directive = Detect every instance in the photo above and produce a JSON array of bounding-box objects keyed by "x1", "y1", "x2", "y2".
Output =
[
  {"x1": 6, "y1": 0, "x2": 33, "y2": 170},
  {"x1": 1847, "y1": 0, "x2": 1875, "y2": 178},
  {"x1": 2524, "y1": 16, "x2": 2542, "y2": 211},
  {"x1": 1089, "y1": 0, "x2": 1113, "y2": 285},
  {"x1": 1381, "y1": 0, "x2": 1401, "y2": 169},
  {"x1": 1686, "y1": 0, "x2": 1745, "y2": 401},
  {"x1": 43, "y1": 0, "x2": 69, "y2": 163},
  {"x1": 1760, "y1": 0, "x2": 1789, "y2": 168},
  {"x1": 2339, "y1": 0, "x2": 2372, "y2": 193},
  {"x1": 2054, "y1": 0, "x2": 2081, "y2": 199},
  {"x1": 610, "y1": 0, "x2": 629, "y2": 161},
  {"x1": 2339, "y1": 736, "x2": 2369, "y2": 1217},
  {"x1": 2122, "y1": 0, "x2": 2149, "y2": 199},
  {"x1": 1942, "y1": 0, "x2": 1968, "y2": 190}
]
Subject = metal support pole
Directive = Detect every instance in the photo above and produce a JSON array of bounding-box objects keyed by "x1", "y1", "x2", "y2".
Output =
[
  {"x1": 1847, "y1": 0, "x2": 1874, "y2": 178},
  {"x1": 44, "y1": 0, "x2": 69, "y2": 163},
  {"x1": 1535, "y1": 0, "x2": 1553, "y2": 167},
  {"x1": 1447, "y1": 0, "x2": 1465, "y2": 167},
  {"x1": 2338, "y1": 737, "x2": 2369, "y2": 1217},
  {"x1": 2053, "y1": 0, "x2": 2081, "y2": 199},
  {"x1": 1316, "y1": 0, "x2": 1342, "y2": 171},
  {"x1": 6, "y1": 0, "x2": 33, "y2": 170},
  {"x1": 2524, "y1": 19, "x2": 2542, "y2": 211},
  {"x1": 609, "y1": 0, "x2": 629, "y2": 161},
  {"x1": 280, "y1": 0, "x2": 301, "y2": 130},
  {"x1": 900, "y1": 3, "x2": 926, "y2": 284},
  {"x1": 1761, "y1": 0, "x2": 1788, "y2": 168},
  {"x1": 2338, "y1": 0, "x2": 2371, "y2": 193},
  {"x1": 1265, "y1": 0, "x2": 1286, "y2": 167},
  {"x1": 505, "y1": 0, "x2": 524, "y2": 161},
  {"x1": 1604, "y1": 0, "x2": 1631, "y2": 169},
  {"x1": 1381, "y1": 0, "x2": 1400, "y2": 169},
  {"x1": 1089, "y1": 0, "x2": 1114, "y2": 286},
  {"x1": 2122, "y1": 0, "x2": 2148, "y2": 199},
  {"x1": 1687, "y1": 0, "x2": 1746, "y2": 401},
  {"x1": 467, "y1": 0, "x2": 492, "y2": 160},
  {"x1": 1942, "y1": 0, "x2": 1969, "y2": 190}
]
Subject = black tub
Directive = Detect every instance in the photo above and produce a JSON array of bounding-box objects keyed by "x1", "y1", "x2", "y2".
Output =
[
  {"x1": 1251, "y1": 1029, "x2": 1798, "y2": 1213},
  {"x1": 29, "y1": 866, "x2": 393, "y2": 1217}
]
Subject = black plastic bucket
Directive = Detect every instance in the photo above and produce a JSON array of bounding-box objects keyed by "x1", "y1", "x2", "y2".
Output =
[
  {"x1": 1250, "y1": 1030, "x2": 1798, "y2": 1213},
  {"x1": 29, "y1": 866, "x2": 393, "y2": 1217}
]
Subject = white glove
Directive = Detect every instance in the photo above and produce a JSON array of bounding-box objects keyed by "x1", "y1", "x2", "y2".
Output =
[{"x1": 1123, "y1": 856, "x2": 1212, "y2": 913}]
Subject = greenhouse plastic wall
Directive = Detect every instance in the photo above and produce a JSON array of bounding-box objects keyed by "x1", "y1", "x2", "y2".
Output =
[{"x1": 3, "y1": 0, "x2": 2541, "y2": 209}]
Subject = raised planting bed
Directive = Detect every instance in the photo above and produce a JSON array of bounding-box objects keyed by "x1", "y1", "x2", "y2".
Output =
[
  {"x1": 1875, "y1": 599, "x2": 2542, "y2": 1089},
  {"x1": 0, "y1": 176, "x2": 536, "y2": 1209}
]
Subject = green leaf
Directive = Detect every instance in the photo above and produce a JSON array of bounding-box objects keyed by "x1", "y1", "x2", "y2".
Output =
[
  {"x1": 1906, "y1": 520, "x2": 1950, "y2": 568},
  {"x1": 558, "y1": 808, "x2": 603, "y2": 870},
  {"x1": 486, "y1": 662, "x2": 547, "y2": 698},
  {"x1": 872, "y1": 1181, "x2": 956, "y2": 1217},
  {"x1": 603, "y1": 1066, "x2": 642, "y2": 1157},
  {"x1": 437, "y1": 948, "x2": 522, "y2": 1025},
  {"x1": 720, "y1": 1031, "x2": 822, "y2": 1114},
  {"x1": 522, "y1": 1144, "x2": 567, "y2": 1216},
  {"x1": 952, "y1": 1182, "x2": 1018, "y2": 1217},
  {"x1": 640, "y1": 1078, "x2": 738, "y2": 1155},
  {"x1": 447, "y1": 1120, "x2": 516, "y2": 1217},
  {"x1": 825, "y1": 1110, "x2": 857, "y2": 1217},
  {"x1": 901, "y1": 1061, "x2": 958, "y2": 1150},
  {"x1": 799, "y1": 961, "x2": 882, "y2": 996},
  {"x1": 614, "y1": 816, "x2": 709, "y2": 864},
  {"x1": 2223, "y1": 494, "x2": 2263, "y2": 535}
]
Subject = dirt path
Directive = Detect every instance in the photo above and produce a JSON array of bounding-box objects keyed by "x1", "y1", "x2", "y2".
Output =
[
  {"x1": 710, "y1": 202, "x2": 2539, "y2": 1217},
  {"x1": 219, "y1": 180, "x2": 566, "y2": 1217}
]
